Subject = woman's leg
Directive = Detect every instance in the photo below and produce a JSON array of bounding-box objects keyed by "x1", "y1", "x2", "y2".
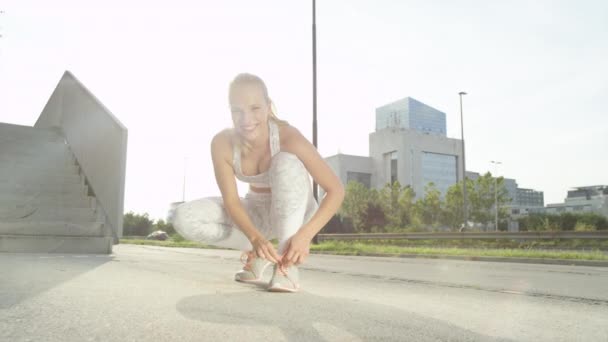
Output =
[
  {"x1": 172, "y1": 195, "x2": 271, "y2": 251},
  {"x1": 268, "y1": 152, "x2": 319, "y2": 254}
]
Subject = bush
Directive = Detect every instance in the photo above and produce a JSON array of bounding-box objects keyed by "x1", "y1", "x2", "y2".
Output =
[
  {"x1": 574, "y1": 222, "x2": 596, "y2": 231},
  {"x1": 123, "y1": 212, "x2": 177, "y2": 236},
  {"x1": 518, "y1": 212, "x2": 608, "y2": 231},
  {"x1": 320, "y1": 215, "x2": 355, "y2": 234},
  {"x1": 171, "y1": 233, "x2": 185, "y2": 242},
  {"x1": 578, "y1": 212, "x2": 608, "y2": 230},
  {"x1": 154, "y1": 219, "x2": 176, "y2": 235},
  {"x1": 559, "y1": 212, "x2": 578, "y2": 231},
  {"x1": 123, "y1": 212, "x2": 154, "y2": 236}
]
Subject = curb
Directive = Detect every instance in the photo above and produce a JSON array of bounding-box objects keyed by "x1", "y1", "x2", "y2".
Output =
[{"x1": 310, "y1": 251, "x2": 608, "y2": 267}]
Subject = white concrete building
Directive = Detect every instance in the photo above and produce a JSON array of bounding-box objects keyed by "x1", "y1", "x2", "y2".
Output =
[
  {"x1": 323, "y1": 97, "x2": 463, "y2": 198},
  {"x1": 537, "y1": 185, "x2": 608, "y2": 217}
]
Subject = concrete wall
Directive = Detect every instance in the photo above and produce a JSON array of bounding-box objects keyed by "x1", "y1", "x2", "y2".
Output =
[
  {"x1": 35, "y1": 71, "x2": 128, "y2": 240},
  {"x1": 322, "y1": 154, "x2": 373, "y2": 198},
  {"x1": 369, "y1": 128, "x2": 463, "y2": 198}
]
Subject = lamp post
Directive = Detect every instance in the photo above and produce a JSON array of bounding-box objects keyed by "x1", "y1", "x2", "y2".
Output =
[
  {"x1": 459, "y1": 92, "x2": 468, "y2": 230},
  {"x1": 311, "y1": 0, "x2": 319, "y2": 244},
  {"x1": 490, "y1": 160, "x2": 502, "y2": 231},
  {"x1": 312, "y1": 0, "x2": 318, "y2": 202}
]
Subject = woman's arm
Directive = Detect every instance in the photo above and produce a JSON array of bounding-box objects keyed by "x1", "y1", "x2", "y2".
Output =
[
  {"x1": 210, "y1": 131, "x2": 281, "y2": 262},
  {"x1": 281, "y1": 125, "x2": 345, "y2": 263}
]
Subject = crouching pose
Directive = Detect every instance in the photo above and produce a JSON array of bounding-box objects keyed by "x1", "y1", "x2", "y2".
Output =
[{"x1": 172, "y1": 73, "x2": 344, "y2": 292}]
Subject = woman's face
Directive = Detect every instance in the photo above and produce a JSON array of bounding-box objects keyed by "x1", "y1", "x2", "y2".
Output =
[{"x1": 229, "y1": 82, "x2": 270, "y2": 143}]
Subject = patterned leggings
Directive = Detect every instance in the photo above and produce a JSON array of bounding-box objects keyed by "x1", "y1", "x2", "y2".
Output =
[{"x1": 172, "y1": 152, "x2": 319, "y2": 254}]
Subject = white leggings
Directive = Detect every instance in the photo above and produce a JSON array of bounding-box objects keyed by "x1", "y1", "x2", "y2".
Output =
[{"x1": 172, "y1": 152, "x2": 319, "y2": 254}]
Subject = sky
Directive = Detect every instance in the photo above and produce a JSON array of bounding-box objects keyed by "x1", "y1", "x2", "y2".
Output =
[{"x1": 1, "y1": 0, "x2": 607, "y2": 221}]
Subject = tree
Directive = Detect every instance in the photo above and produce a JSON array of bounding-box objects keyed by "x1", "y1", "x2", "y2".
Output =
[
  {"x1": 364, "y1": 188, "x2": 386, "y2": 231},
  {"x1": 340, "y1": 181, "x2": 370, "y2": 232},
  {"x1": 443, "y1": 183, "x2": 464, "y2": 231},
  {"x1": 378, "y1": 181, "x2": 403, "y2": 230},
  {"x1": 123, "y1": 211, "x2": 154, "y2": 236},
  {"x1": 153, "y1": 219, "x2": 175, "y2": 235},
  {"x1": 469, "y1": 172, "x2": 510, "y2": 230},
  {"x1": 397, "y1": 185, "x2": 416, "y2": 229},
  {"x1": 413, "y1": 183, "x2": 443, "y2": 230}
]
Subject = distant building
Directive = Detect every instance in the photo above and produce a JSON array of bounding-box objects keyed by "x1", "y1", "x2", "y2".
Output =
[
  {"x1": 323, "y1": 97, "x2": 463, "y2": 198},
  {"x1": 324, "y1": 154, "x2": 373, "y2": 189},
  {"x1": 375, "y1": 97, "x2": 446, "y2": 136},
  {"x1": 466, "y1": 171, "x2": 544, "y2": 216},
  {"x1": 532, "y1": 185, "x2": 608, "y2": 217},
  {"x1": 516, "y1": 188, "x2": 544, "y2": 208}
]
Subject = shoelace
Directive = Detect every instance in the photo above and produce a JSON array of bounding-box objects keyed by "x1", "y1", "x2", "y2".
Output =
[
  {"x1": 241, "y1": 251, "x2": 290, "y2": 276},
  {"x1": 240, "y1": 251, "x2": 255, "y2": 271}
]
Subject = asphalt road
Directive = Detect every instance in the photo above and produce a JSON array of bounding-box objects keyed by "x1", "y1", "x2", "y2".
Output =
[{"x1": 1, "y1": 244, "x2": 607, "y2": 342}]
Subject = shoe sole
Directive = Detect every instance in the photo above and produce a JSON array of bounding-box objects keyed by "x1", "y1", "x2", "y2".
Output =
[
  {"x1": 235, "y1": 278, "x2": 261, "y2": 283},
  {"x1": 267, "y1": 284, "x2": 299, "y2": 293}
]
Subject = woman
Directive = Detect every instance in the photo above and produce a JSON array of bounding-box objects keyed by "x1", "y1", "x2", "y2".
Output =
[{"x1": 172, "y1": 73, "x2": 344, "y2": 292}]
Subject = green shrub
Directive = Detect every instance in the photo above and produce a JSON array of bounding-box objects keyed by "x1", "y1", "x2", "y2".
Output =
[
  {"x1": 171, "y1": 233, "x2": 185, "y2": 242},
  {"x1": 578, "y1": 212, "x2": 608, "y2": 230},
  {"x1": 123, "y1": 212, "x2": 154, "y2": 236},
  {"x1": 574, "y1": 223, "x2": 596, "y2": 231},
  {"x1": 518, "y1": 212, "x2": 608, "y2": 231}
]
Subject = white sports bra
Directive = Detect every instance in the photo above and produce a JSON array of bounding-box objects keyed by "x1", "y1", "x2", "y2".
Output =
[{"x1": 232, "y1": 119, "x2": 280, "y2": 188}]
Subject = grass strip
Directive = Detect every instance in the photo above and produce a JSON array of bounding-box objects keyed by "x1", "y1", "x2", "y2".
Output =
[
  {"x1": 323, "y1": 238, "x2": 608, "y2": 250},
  {"x1": 120, "y1": 238, "x2": 608, "y2": 261},
  {"x1": 310, "y1": 241, "x2": 608, "y2": 260}
]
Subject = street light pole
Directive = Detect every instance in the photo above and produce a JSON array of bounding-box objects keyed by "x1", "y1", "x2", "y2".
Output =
[
  {"x1": 491, "y1": 160, "x2": 502, "y2": 231},
  {"x1": 312, "y1": 0, "x2": 318, "y2": 202},
  {"x1": 311, "y1": 0, "x2": 319, "y2": 244},
  {"x1": 459, "y1": 92, "x2": 468, "y2": 230}
]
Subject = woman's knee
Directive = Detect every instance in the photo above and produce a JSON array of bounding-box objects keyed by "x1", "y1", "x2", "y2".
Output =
[
  {"x1": 172, "y1": 197, "x2": 232, "y2": 243},
  {"x1": 269, "y1": 152, "x2": 307, "y2": 185},
  {"x1": 269, "y1": 153, "x2": 312, "y2": 219}
]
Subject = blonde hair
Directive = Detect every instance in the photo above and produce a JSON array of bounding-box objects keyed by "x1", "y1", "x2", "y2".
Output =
[{"x1": 229, "y1": 73, "x2": 288, "y2": 154}]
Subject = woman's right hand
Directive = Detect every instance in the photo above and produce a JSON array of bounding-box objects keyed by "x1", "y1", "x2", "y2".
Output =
[{"x1": 250, "y1": 236, "x2": 281, "y2": 264}]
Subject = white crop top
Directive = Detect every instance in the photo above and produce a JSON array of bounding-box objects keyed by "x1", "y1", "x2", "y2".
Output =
[{"x1": 232, "y1": 119, "x2": 280, "y2": 188}]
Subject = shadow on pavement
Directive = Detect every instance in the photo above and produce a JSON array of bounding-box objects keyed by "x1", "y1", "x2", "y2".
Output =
[
  {"x1": 0, "y1": 253, "x2": 114, "y2": 309},
  {"x1": 176, "y1": 291, "x2": 513, "y2": 342}
]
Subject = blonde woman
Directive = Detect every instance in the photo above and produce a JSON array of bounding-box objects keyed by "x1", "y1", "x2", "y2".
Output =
[{"x1": 172, "y1": 73, "x2": 344, "y2": 292}]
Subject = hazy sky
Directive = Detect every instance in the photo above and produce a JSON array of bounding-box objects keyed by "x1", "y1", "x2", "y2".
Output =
[{"x1": 1, "y1": 0, "x2": 607, "y2": 221}]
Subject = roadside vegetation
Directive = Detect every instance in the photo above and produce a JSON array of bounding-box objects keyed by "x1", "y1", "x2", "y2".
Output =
[
  {"x1": 120, "y1": 233, "x2": 608, "y2": 261},
  {"x1": 120, "y1": 176, "x2": 608, "y2": 262},
  {"x1": 334, "y1": 176, "x2": 607, "y2": 233}
]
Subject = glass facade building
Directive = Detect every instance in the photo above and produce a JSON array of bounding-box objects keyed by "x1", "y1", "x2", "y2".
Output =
[
  {"x1": 516, "y1": 188, "x2": 544, "y2": 207},
  {"x1": 421, "y1": 152, "x2": 457, "y2": 196},
  {"x1": 376, "y1": 97, "x2": 447, "y2": 136}
]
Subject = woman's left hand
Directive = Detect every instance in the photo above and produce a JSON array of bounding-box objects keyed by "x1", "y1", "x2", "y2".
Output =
[{"x1": 281, "y1": 231, "x2": 312, "y2": 267}]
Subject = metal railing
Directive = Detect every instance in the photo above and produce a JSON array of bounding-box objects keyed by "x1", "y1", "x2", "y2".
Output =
[
  {"x1": 317, "y1": 231, "x2": 608, "y2": 241},
  {"x1": 35, "y1": 71, "x2": 128, "y2": 243}
]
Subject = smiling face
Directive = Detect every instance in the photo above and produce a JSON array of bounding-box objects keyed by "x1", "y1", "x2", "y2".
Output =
[{"x1": 229, "y1": 81, "x2": 271, "y2": 145}]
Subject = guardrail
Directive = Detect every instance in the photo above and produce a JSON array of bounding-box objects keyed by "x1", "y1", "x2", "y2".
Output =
[
  {"x1": 35, "y1": 71, "x2": 128, "y2": 243},
  {"x1": 317, "y1": 231, "x2": 608, "y2": 241}
]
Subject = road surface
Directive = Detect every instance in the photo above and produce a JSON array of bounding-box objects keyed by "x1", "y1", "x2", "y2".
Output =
[{"x1": 1, "y1": 244, "x2": 607, "y2": 341}]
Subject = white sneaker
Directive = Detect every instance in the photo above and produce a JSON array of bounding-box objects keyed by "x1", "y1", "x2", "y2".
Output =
[
  {"x1": 267, "y1": 263, "x2": 300, "y2": 293},
  {"x1": 234, "y1": 251, "x2": 272, "y2": 283}
]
